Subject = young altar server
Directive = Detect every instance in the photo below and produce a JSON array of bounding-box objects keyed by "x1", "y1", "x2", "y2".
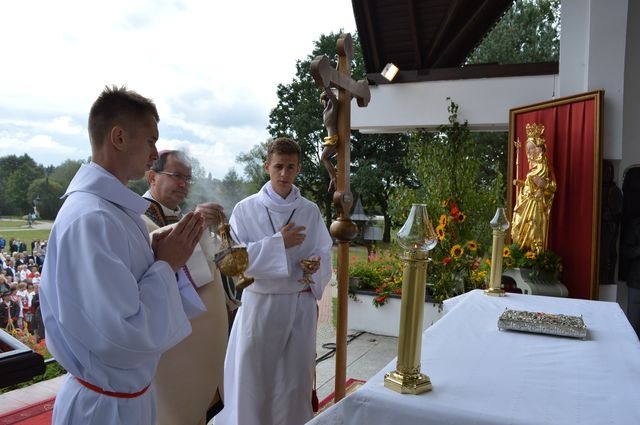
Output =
[
  {"x1": 215, "y1": 137, "x2": 333, "y2": 425},
  {"x1": 40, "y1": 85, "x2": 205, "y2": 424}
]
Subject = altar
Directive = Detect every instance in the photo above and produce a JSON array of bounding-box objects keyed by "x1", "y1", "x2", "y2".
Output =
[{"x1": 308, "y1": 290, "x2": 640, "y2": 425}]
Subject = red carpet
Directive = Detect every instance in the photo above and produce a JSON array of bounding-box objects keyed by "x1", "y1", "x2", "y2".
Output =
[
  {"x1": 317, "y1": 378, "x2": 365, "y2": 413},
  {"x1": 0, "y1": 397, "x2": 54, "y2": 425},
  {"x1": 0, "y1": 381, "x2": 363, "y2": 423}
]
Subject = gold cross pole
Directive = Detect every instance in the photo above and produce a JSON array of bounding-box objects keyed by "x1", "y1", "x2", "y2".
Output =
[{"x1": 310, "y1": 33, "x2": 370, "y2": 402}]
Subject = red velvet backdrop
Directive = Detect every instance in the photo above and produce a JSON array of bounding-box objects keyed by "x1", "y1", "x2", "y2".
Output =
[{"x1": 507, "y1": 91, "x2": 603, "y2": 300}]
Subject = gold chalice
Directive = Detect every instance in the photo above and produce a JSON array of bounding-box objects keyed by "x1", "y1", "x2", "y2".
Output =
[
  {"x1": 214, "y1": 223, "x2": 254, "y2": 290},
  {"x1": 299, "y1": 258, "x2": 320, "y2": 285}
]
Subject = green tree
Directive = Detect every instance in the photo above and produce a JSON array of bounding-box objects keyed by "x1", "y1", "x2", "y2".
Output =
[
  {"x1": 264, "y1": 32, "x2": 413, "y2": 239},
  {"x1": 27, "y1": 178, "x2": 65, "y2": 220},
  {"x1": 220, "y1": 169, "x2": 249, "y2": 208},
  {"x1": 390, "y1": 0, "x2": 560, "y2": 247},
  {"x1": 48, "y1": 159, "x2": 85, "y2": 191},
  {"x1": 351, "y1": 133, "x2": 416, "y2": 242},
  {"x1": 467, "y1": 0, "x2": 560, "y2": 64},
  {"x1": 267, "y1": 32, "x2": 345, "y2": 223},
  {"x1": 0, "y1": 155, "x2": 45, "y2": 216},
  {"x1": 236, "y1": 141, "x2": 269, "y2": 194},
  {"x1": 391, "y1": 101, "x2": 504, "y2": 251},
  {"x1": 128, "y1": 178, "x2": 148, "y2": 195}
]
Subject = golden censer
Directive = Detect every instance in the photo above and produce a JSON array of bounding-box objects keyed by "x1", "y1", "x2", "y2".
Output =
[{"x1": 214, "y1": 222, "x2": 254, "y2": 290}]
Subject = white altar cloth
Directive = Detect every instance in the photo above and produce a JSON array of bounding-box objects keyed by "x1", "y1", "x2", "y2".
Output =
[{"x1": 308, "y1": 289, "x2": 640, "y2": 425}]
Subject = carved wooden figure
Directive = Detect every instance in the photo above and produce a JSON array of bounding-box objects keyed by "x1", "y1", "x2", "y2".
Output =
[{"x1": 310, "y1": 33, "x2": 370, "y2": 402}]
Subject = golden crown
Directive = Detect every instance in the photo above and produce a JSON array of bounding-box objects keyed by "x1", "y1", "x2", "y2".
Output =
[{"x1": 525, "y1": 123, "x2": 546, "y2": 146}]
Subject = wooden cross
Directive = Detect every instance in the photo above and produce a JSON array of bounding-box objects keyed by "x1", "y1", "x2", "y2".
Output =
[{"x1": 310, "y1": 33, "x2": 370, "y2": 402}]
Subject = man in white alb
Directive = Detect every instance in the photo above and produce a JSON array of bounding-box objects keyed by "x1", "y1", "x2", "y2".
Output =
[
  {"x1": 215, "y1": 137, "x2": 333, "y2": 425},
  {"x1": 40, "y1": 86, "x2": 204, "y2": 424}
]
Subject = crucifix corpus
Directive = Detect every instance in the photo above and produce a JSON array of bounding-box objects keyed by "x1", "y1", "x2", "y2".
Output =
[{"x1": 310, "y1": 32, "x2": 370, "y2": 402}]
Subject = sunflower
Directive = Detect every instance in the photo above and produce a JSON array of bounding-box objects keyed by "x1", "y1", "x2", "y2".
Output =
[
  {"x1": 525, "y1": 251, "x2": 537, "y2": 260},
  {"x1": 439, "y1": 214, "x2": 448, "y2": 227},
  {"x1": 466, "y1": 240, "x2": 478, "y2": 251},
  {"x1": 450, "y1": 244, "x2": 463, "y2": 259},
  {"x1": 456, "y1": 212, "x2": 466, "y2": 223},
  {"x1": 503, "y1": 246, "x2": 511, "y2": 257},
  {"x1": 503, "y1": 256, "x2": 515, "y2": 268},
  {"x1": 436, "y1": 225, "x2": 446, "y2": 240}
]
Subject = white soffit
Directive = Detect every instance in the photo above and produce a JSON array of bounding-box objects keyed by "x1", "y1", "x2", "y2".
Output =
[{"x1": 351, "y1": 74, "x2": 559, "y2": 133}]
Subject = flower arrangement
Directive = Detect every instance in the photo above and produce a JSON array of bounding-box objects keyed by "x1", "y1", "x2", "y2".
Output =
[
  {"x1": 502, "y1": 243, "x2": 563, "y2": 281},
  {"x1": 348, "y1": 249, "x2": 403, "y2": 307},
  {"x1": 428, "y1": 199, "x2": 487, "y2": 306}
]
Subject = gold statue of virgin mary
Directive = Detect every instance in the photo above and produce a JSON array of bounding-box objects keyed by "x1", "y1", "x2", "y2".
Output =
[{"x1": 511, "y1": 123, "x2": 557, "y2": 254}]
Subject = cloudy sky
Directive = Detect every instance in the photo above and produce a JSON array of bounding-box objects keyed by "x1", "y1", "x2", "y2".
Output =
[{"x1": 0, "y1": 0, "x2": 356, "y2": 179}]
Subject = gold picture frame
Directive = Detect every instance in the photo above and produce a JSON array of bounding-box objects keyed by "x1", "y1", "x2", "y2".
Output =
[{"x1": 507, "y1": 90, "x2": 604, "y2": 299}]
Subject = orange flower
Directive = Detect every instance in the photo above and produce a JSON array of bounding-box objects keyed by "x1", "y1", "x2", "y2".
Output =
[
  {"x1": 442, "y1": 256, "x2": 452, "y2": 266},
  {"x1": 375, "y1": 295, "x2": 388, "y2": 304},
  {"x1": 450, "y1": 202, "x2": 459, "y2": 216}
]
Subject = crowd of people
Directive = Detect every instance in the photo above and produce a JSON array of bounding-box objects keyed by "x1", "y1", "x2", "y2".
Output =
[
  {"x1": 3, "y1": 86, "x2": 332, "y2": 425},
  {"x1": 0, "y1": 240, "x2": 46, "y2": 340}
]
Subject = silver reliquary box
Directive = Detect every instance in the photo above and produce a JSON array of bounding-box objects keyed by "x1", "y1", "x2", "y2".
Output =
[{"x1": 498, "y1": 309, "x2": 588, "y2": 339}]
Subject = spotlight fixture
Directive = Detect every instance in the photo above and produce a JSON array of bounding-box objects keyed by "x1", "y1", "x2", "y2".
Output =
[{"x1": 381, "y1": 63, "x2": 399, "y2": 82}]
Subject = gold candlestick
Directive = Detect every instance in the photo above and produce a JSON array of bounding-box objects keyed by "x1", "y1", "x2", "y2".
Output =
[
  {"x1": 384, "y1": 204, "x2": 437, "y2": 395},
  {"x1": 485, "y1": 207, "x2": 509, "y2": 297}
]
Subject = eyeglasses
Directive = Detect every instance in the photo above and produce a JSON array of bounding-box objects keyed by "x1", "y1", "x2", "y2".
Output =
[{"x1": 155, "y1": 171, "x2": 193, "y2": 183}]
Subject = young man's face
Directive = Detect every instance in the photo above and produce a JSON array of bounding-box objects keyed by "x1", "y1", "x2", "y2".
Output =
[
  {"x1": 122, "y1": 113, "x2": 160, "y2": 181},
  {"x1": 265, "y1": 152, "x2": 301, "y2": 198}
]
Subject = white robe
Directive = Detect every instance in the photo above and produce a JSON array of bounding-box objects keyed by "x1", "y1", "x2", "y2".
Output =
[
  {"x1": 215, "y1": 183, "x2": 333, "y2": 425},
  {"x1": 40, "y1": 163, "x2": 192, "y2": 425}
]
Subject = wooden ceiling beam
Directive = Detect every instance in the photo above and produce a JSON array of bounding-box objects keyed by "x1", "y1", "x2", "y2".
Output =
[
  {"x1": 433, "y1": 0, "x2": 513, "y2": 67},
  {"x1": 407, "y1": 0, "x2": 423, "y2": 69},
  {"x1": 360, "y1": 0, "x2": 382, "y2": 72},
  {"x1": 424, "y1": 0, "x2": 464, "y2": 66}
]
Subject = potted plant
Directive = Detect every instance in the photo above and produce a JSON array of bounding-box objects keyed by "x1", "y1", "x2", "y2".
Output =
[
  {"x1": 501, "y1": 244, "x2": 562, "y2": 280},
  {"x1": 347, "y1": 247, "x2": 444, "y2": 336},
  {"x1": 427, "y1": 199, "x2": 488, "y2": 307},
  {"x1": 348, "y1": 249, "x2": 403, "y2": 307}
]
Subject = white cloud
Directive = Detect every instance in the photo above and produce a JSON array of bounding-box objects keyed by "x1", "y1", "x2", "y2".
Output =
[
  {"x1": 0, "y1": 0, "x2": 356, "y2": 179},
  {"x1": 0, "y1": 132, "x2": 82, "y2": 156},
  {"x1": 157, "y1": 124, "x2": 267, "y2": 179}
]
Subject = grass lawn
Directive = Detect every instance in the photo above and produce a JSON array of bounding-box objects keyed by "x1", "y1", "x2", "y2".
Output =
[
  {"x1": 0, "y1": 219, "x2": 52, "y2": 245},
  {"x1": 0, "y1": 219, "x2": 27, "y2": 228},
  {"x1": 331, "y1": 244, "x2": 369, "y2": 268}
]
